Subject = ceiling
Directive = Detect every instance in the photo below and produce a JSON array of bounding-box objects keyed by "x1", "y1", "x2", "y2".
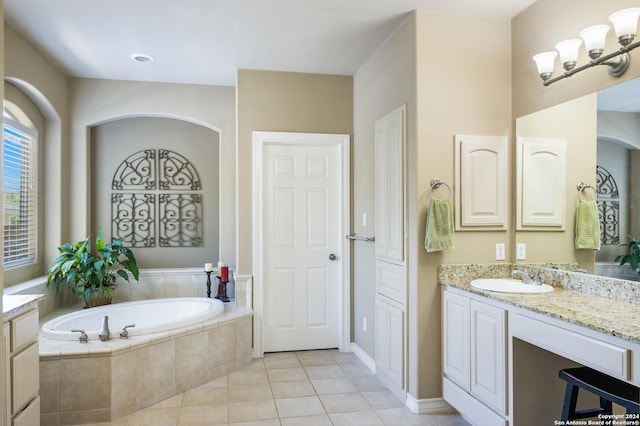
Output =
[{"x1": 4, "y1": 0, "x2": 537, "y2": 87}]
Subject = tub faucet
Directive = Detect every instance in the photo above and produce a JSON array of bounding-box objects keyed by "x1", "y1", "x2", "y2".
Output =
[
  {"x1": 98, "y1": 316, "x2": 110, "y2": 341},
  {"x1": 511, "y1": 269, "x2": 536, "y2": 285},
  {"x1": 70, "y1": 329, "x2": 88, "y2": 343},
  {"x1": 120, "y1": 324, "x2": 135, "y2": 339}
]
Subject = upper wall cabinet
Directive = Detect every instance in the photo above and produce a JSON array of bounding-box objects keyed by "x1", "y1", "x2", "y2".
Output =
[
  {"x1": 516, "y1": 137, "x2": 567, "y2": 230},
  {"x1": 375, "y1": 105, "x2": 406, "y2": 262},
  {"x1": 454, "y1": 135, "x2": 508, "y2": 230}
]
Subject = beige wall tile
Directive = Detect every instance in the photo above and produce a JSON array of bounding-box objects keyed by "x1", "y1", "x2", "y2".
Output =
[
  {"x1": 209, "y1": 322, "x2": 236, "y2": 366},
  {"x1": 59, "y1": 357, "x2": 111, "y2": 411},
  {"x1": 135, "y1": 340, "x2": 176, "y2": 396},
  {"x1": 40, "y1": 359, "x2": 60, "y2": 413},
  {"x1": 111, "y1": 350, "x2": 137, "y2": 406},
  {"x1": 58, "y1": 407, "x2": 112, "y2": 425}
]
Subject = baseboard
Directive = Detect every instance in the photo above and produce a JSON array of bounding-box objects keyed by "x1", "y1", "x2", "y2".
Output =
[
  {"x1": 349, "y1": 342, "x2": 376, "y2": 373},
  {"x1": 405, "y1": 393, "x2": 456, "y2": 414}
]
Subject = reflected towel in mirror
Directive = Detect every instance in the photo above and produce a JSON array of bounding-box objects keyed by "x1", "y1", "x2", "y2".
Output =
[{"x1": 425, "y1": 199, "x2": 455, "y2": 252}]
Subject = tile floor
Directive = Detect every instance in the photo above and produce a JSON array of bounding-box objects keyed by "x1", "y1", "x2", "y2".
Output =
[{"x1": 80, "y1": 349, "x2": 470, "y2": 426}]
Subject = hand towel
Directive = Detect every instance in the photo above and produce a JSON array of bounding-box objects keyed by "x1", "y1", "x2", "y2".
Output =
[
  {"x1": 575, "y1": 200, "x2": 600, "y2": 250},
  {"x1": 425, "y1": 199, "x2": 455, "y2": 253}
]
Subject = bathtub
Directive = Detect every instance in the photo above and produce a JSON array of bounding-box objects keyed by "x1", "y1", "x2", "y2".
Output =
[{"x1": 41, "y1": 297, "x2": 225, "y2": 341}]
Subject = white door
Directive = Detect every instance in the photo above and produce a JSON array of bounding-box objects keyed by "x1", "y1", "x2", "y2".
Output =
[{"x1": 260, "y1": 136, "x2": 345, "y2": 352}]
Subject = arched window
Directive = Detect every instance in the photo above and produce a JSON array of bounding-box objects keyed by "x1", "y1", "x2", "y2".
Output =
[{"x1": 3, "y1": 101, "x2": 38, "y2": 268}]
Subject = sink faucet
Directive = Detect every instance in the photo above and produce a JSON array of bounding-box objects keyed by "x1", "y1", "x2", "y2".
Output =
[{"x1": 511, "y1": 269, "x2": 536, "y2": 285}]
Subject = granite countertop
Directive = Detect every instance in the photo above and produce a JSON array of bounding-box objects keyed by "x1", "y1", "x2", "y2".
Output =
[
  {"x1": 3, "y1": 294, "x2": 46, "y2": 321},
  {"x1": 441, "y1": 275, "x2": 640, "y2": 345}
]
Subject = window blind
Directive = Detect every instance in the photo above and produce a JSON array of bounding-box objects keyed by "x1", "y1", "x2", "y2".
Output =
[{"x1": 3, "y1": 120, "x2": 37, "y2": 268}]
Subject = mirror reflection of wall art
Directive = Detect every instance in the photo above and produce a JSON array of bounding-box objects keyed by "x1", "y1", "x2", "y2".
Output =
[
  {"x1": 111, "y1": 149, "x2": 203, "y2": 247},
  {"x1": 596, "y1": 165, "x2": 620, "y2": 246}
]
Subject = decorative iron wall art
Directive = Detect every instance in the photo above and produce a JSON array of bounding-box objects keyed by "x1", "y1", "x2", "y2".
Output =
[
  {"x1": 596, "y1": 165, "x2": 620, "y2": 246},
  {"x1": 111, "y1": 149, "x2": 203, "y2": 247}
]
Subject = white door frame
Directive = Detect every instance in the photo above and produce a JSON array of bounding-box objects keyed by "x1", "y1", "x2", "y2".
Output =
[{"x1": 252, "y1": 131, "x2": 351, "y2": 357}]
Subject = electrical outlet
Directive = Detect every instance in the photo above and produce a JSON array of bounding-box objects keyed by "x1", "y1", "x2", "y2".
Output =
[
  {"x1": 496, "y1": 243, "x2": 506, "y2": 261},
  {"x1": 516, "y1": 243, "x2": 526, "y2": 260},
  {"x1": 363, "y1": 317, "x2": 367, "y2": 332}
]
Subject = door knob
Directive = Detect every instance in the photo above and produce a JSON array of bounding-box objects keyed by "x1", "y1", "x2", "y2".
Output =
[{"x1": 329, "y1": 253, "x2": 337, "y2": 261}]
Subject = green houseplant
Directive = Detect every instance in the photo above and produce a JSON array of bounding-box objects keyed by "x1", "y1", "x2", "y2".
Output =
[
  {"x1": 47, "y1": 228, "x2": 139, "y2": 307},
  {"x1": 615, "y1": 235, "x2": 640, "y2": 275}
]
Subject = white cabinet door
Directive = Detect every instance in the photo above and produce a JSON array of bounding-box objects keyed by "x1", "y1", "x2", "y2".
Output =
[
  {"x1": 12, "y1": 342, "x2": 39, "y2": 415},
  {"x1": 471, "y1": 300, "x2": 506, "y2": 415},
  {"x1": 374, "y1": 105, "x2": 405, "y2": 262},
  {"x1": 442, "y1": 291, "x2": 470, "y2": 390},
  {"x1": 4, "y1": 322, "x2": 10, "y2": 426},
  {"x1": 375, "y1": 297, "x2": 404, "y2": 389}
]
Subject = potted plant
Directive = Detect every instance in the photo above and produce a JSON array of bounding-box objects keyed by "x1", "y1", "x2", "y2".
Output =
[
  {"x1": 615, "y1": 235, "x2": 640, "y2": 275},
  {"x1": 47, "y1": 228, "x2": 139, "y2": 307}
]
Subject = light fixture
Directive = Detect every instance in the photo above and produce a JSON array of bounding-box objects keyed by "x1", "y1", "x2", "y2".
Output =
[
  {"x1": 533, "y1": 7, "x2": 640, "y2": 86},
  {"x1": 130, "y1": 53, "x2": 155, "y2": 63}
]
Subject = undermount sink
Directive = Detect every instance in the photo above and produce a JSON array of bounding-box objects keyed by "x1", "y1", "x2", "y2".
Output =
[{"x1": 470, "y1": 278, "x2": 553, "y2": 294}]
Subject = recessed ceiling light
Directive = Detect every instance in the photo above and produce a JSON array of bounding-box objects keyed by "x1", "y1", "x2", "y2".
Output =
[{"x1": 130, "y1": 53, "x2": 155, "y2": 63}]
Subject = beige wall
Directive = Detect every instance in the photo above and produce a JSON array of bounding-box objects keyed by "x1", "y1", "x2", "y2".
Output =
[
  {"x1": 353, "y1": 13, "x2": 417, "y2": 368},
  {"x1": 4, "y1": 23, "x2": 70, "y2": 274},
  {"x1": 68, "y1": 78, "x2": 236, "y2": 268},
  {"x1": 414, "y1": 11, "x2": 512, "y2": 399},
  {"x1": 236, "y1": 69, "x2": 354, "y2": 274},
  {"x1": 354, "y1": 11, "x2": 512, "y2": 400}
]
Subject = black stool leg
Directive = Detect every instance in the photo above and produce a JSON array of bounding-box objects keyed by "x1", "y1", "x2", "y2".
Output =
[
  {"x1": 599, "y1": 397, "x2": 613, "y2": 415},
  {"x1": 562, "y1": 383, "x2": 579, "y2": 421}
]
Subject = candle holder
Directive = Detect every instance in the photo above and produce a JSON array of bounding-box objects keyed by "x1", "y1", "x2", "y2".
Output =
[
  {"x1": 215, "y1": 276, "x2": 230, "y2": 302},
  {"x1": 205, "y1": 271, "x2": 213, "y2": 298}
]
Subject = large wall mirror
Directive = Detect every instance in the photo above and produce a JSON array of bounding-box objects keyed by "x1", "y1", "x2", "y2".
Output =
[{"x1": 515, "y1": 77, "x2": 640, "y2": 282}]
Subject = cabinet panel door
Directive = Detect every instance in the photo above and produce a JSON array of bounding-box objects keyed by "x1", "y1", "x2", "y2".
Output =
[
  {"x1": 376, "y1": 260, "x2": 405, "y2": 304},
  {"x1": 387, "y1": 302, "x2": 404, "y2": 388},
  {"x1": 4, "y1": 322, "x2": 10, "y2": 426},
  {"x1": 12, "y1": 342, "x2": 39, "y2": 414},
  {"x1": 375, "y1": 299, "x2": 390, "y2": 371},
  {"x1": 11, "y1": 310, "x2": 39, "y2": 354},
  {"x1": 12, "y1": 396, "x2": 40, "y2": 426},
  {"x1": 442, "y1": 291, "x2": 470, "y2": 390},
  {"x1": 471, "y1": 300, "x2": 506, "y2": 414}
]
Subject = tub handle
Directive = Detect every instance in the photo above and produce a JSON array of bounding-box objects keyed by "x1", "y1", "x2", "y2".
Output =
[
  {"x1": 120, "y1": 324, "x2": 136, "y2": 339},
  {"x1": 70, "y1": 329, "x2": 88, "y2": 343}
]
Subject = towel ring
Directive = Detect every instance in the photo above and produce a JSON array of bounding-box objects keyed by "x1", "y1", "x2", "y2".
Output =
[
  {"x1": 577, "y1": 182, "x2": 596, "y2": 201},
  {"x1": 430, "y1": 178, "x2": 452, "y2": 200}
]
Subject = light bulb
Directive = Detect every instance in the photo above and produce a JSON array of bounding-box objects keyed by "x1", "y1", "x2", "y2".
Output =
[
  {"x1": 532, "y1": 51, "x2": 557, "y2": 81},
  {"x1": 580, "y1": 25, "x2": 610, "y2": 59},
  {"x1": 609, "y1": 7, "x2": 640, "y2": 46},
  {"x1": 555, "y1": 39, "x2": 583, "y2": 71}
]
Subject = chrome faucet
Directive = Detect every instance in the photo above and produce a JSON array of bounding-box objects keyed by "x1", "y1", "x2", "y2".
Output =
[
  {"x1": 511, "y1": 269, "x2": 536, "y2": 285},
  {"x1": 71, "y1": 329, "x2": 88, "y2": 343},
  {"x1": 98, "y1": 315, "x2": 110, "y2": 341},
  {"x1": 120, "y1": 324, "x2": 136, "y2": 339}
]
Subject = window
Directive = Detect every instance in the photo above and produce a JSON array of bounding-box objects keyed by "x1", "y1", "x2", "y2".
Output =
[{"x1": 2, "y1": 114, "x2": 37, "y2": 268}]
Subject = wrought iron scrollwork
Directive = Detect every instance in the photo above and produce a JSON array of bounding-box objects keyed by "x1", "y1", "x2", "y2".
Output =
[
  {"x1": 596, "y1": 165, "x2": 620, "y2": 246},
  {"x1": 111, "y1": 149, "x2": 203, "y2": 248}
]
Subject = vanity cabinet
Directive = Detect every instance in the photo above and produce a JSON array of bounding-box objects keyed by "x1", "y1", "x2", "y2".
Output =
[
  {"x1": 375, "y1": 295, "x2": 404, "y2": 389},
  {"x1": 442, "y1": 289, "x2": 507, "y2": 426},
  {"x1": 4, "y1": 308, "x2": 40, "y2": 426}
]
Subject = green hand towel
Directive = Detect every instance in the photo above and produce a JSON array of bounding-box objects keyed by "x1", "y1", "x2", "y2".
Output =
[
  {"x1": 425, "y1": 199, "x2": 455, "y2": 253},
  {"x1": 575, "y1": 200, "x2": 600, "y2": 250}
]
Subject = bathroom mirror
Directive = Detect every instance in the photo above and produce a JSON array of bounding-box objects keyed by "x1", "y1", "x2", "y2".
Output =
[{"x1": 515, "y1": 77, "x2": 640, "y2": 281}]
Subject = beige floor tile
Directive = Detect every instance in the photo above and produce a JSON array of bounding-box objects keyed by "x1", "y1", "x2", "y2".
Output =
[
  {"x1": 348, "y1": 375, "x2": 388, "y2": 392},
  {"x1": 275, "y1": 395, "x2": 326, "y2": 418},
  {"x1": 340, "y1": 362, "x2": 375, "y2": 377},
  {"x1": 421, "y1": 412, "x2": 471, "y2": 426},
  {"x1": 263, "y1": 353, "x2": 301, "y2": 369},
  {"x1": 297, "y1": 352, "x2": 337, "y2": 366},
  {"x1": 243, "y1": 358, "x2": 267, "y2": 370},
  {"x1": 374, "y1": 407, "x2": 432, "y2": 426},
  {"x1": 304, "y1": 364, "x2": 345, "y2": 379},
  {"x1": 329, "y1": 410, "x2": 384, "y2": 425},
  {"x1": 280, "y1": 414, "x2": 333, "y2": 425},
  {"x1": 270, "y1": 380, "x2": 317, "y2": 398},
  {"x1": 228, "y1": 383, "x2": 273, "y2": 402},
  {"x1": 311, "y1": 377, "x2": 358, "y2": 395},
  {"x1": 124, "y1": 407, "x2": 181, "y2": 426},
  {"x1": 333, "y1": 352, "x2": 362, "y2": 365},
  {"x1": 229, "y1": 420, "x2": 281, "y2": 426},
  {"x1": 228, "y1": 399, "x2": 278, "y2": 423},
  {"x1": 183, "y1": 384, "x2": 229, "y2": 406},
  {"x1": 267, "y1": 366, "x2": 308, "y2": 382},
  {"x1": 319, "y1": 392, "x2": 371, "y2": 413},
  {"x1": 361, "y1": 390, "x2": 405, "y2": 409},
  {"x1": 151, "y1": 393, "x2": 184, "y2": 409},
  {"x1": 178, "y1": 404, "x2": 228, "y2": 425},
  {"x1": 228, "y1": 369, "x2": 270, "y2": 386}
]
